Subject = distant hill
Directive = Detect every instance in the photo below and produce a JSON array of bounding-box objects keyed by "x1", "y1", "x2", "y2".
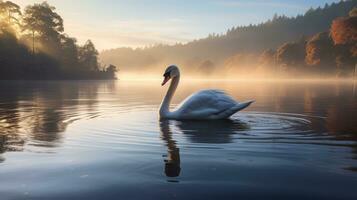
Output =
[{"x1": 100, "y1": 0, "x2": 357, "y2": 77}]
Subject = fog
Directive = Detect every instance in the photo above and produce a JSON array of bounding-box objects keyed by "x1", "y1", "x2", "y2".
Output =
[{"x1": 101, "y1": 2, "x2": 357, "y2": 81}]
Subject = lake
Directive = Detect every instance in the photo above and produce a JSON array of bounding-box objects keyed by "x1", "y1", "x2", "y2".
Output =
[{"x1": 0, "y1": 80, "x2": 357, "y2": 200}]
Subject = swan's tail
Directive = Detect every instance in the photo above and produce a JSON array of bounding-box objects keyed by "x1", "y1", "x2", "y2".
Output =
[{"x1": 215, "y1": 100, "x2": 254, "y2": 119}]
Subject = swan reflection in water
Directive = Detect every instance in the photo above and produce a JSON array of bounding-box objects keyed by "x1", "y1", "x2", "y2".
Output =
[
  {"x1": 160, "y1": 120, "x2": 181, "y2": 178},
  {"x1": 159, "y1": 119, "x2": 249, "y2": 178}
]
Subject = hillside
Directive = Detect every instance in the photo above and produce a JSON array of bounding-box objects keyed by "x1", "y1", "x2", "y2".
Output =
[{"x1": 100, "y1": 0, "x2": 357, "y2": 77}]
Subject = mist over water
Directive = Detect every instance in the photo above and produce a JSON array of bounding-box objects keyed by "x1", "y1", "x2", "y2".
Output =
[
  {"x1": 0, "y1": 80, "x2": 357, "y2": 200},
  {"x1": 1, "y1": 0, "x2": 356, "y2": 199}
]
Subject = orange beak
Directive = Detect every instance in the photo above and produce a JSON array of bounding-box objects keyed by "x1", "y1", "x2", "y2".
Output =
[{"x1": 161, "y1": 75, "x2": 170, "y2": 86}]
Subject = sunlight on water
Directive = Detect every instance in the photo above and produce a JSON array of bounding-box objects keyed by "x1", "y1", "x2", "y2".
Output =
[{"x1": 0, "y1": 80, "x2": 357, "y2": 199}]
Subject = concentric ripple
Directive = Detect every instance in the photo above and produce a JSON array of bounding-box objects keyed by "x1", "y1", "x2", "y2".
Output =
[
  {"x1": 1, "y1": 81, "x2": 357, "y2": 200},
  {"x1": 60, "y1": 108, "x2": 345, "y2": 152}
]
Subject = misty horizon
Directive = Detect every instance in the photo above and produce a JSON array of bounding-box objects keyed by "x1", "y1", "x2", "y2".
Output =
[
  {"x1": 1, "y1": 1, "x2": 357, "y2": 200},
  {"x1": 1, "y1": 0, "x2": 356, "y2": 80},
  {"x1": 11, "y1": 0, "x2": 340, "y2": 50}
]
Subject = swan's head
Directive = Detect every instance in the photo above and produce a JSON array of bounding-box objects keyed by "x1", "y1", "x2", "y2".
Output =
[{"x1": 162, "y1": 65, "x2": 179, "y2": 86}]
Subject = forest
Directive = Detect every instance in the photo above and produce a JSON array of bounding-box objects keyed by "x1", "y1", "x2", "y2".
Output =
[
  {"x1": 0, "y1": 1, "x2": 117, "y2": 80},
  {"x1": 101, "y1": 0, "x2": 357, "y2": 78}
]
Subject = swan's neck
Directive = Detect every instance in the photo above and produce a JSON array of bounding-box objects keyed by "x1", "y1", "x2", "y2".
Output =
[{"x1": 160, "y1": 75, "x2": 180, "y2": 117}]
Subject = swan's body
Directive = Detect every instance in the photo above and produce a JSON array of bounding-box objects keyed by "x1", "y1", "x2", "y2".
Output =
[{"x1": 159, "y1": 65, "x2": 254, "y2": 120}]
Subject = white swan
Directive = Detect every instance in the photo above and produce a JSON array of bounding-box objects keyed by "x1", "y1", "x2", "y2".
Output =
[{"x1": 159, "y1": 65, "x2": 254, "y2": 120}]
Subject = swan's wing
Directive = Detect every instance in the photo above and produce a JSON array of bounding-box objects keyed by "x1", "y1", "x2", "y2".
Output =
[
  {"x1": 174, "y1": 90, "x2": 238, "y2": 119},
  {"x1": 210, "y1": 100, "x2": 254, "y2": 119}
]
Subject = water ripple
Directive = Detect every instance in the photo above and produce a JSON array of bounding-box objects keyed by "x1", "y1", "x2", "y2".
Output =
[{"x1": 57, "y1": 109, "x2": 347, "y2": 152}]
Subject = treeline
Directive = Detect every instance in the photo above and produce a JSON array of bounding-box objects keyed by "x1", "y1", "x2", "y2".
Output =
[
  {"x1": 100, "y1": 0, "x2": 357, "y2": 78},
  {"x1": 0, "y1": 1, "x2": 117, "y2": 80},
  {"x1": 258, "y1": 8, "x2": 357, "y2": 77},
  {"x1": 228, "y1": 7, "x2": 357, "y2": 77}
]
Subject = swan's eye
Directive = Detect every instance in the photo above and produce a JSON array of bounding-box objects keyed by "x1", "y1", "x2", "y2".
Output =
[{"x1": 163, "y1": 72, "x2": 171, "y2": 78}]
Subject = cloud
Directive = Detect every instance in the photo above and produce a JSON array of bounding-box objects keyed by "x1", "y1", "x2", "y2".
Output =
[
  {"x1": 64, "y1": 18, "x2": 197, "y2": 50},
  {"x1": 13, "y1": 0, "x2": 200, "y2": 50}
]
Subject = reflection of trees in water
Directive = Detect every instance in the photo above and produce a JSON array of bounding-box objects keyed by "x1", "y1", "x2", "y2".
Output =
[
  {"x1": 0, "y1": 81, "x2": 115, "y2": 160},
  {"x1": 0, "y1": 133, "x2": 25, "y2": 163},
  {"x1": 0, "y1": 86, "x2": 25, "y2": 163},
  {"x1": 273, "y1": 82, "x2": 357, "y2": 170},
  {"x1": 159, "y1": 119, "x2": 249, "y2": 178},
  {"x1": 300, "y1": 83, "x2": 357, "y2": 135},
  {"x1": 259, "y1": 82, "x2": 357, "y2": 135}
]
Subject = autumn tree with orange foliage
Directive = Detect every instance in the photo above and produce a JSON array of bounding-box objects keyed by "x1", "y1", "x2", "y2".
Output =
[
  {"x1": 330, "y1": 8, "x2": 357, "y2": 75},
  {"x1": 275, "y1": 40, "x2": 305, "y2": 73},
  {"x1": 305, "y1": 32, "x2": 336, "y2": 73},
  {"x1": 331, "y1": 17, "x2": 357, "y2": 45},
  {"x1": 331, "y1": 9, "x2": 357, "y2": 56}
]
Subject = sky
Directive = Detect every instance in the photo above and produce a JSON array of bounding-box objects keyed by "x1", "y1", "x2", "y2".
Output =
[{"x1": 13, "y1": 0, "x2": 340, "y2": 50}]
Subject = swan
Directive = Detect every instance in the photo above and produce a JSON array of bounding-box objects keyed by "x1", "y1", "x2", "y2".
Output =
[{"x1": 159, "y1": 65, "x2": 254, "y2": 120}]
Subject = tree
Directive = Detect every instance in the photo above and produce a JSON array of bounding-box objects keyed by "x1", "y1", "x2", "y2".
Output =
[
  {"x1": 0, "y1": 1, "x2": 21, "y2": 33},
  {"x1": 331, "y1": 16, "x2": 357, "y2": 46},
  {"x1": 349, "y1": 7, "x2": 357, "y2": 17},
  {"x1": 305, "y1": 32, "x2": 335, "y2": 67},
  {"x1": 60, "y1": 35, "x2": 79, "y2": 72},
  {"x1": 22, "y1": 2, "x2": 64, "y2": 54},
  {"x1": 276, "y1": 41, "x2": 305, "y2": 71},
  {"x1": 105, "y1": 64, "x2": 118, "y2": 79},
  {"x1": 0, "y1": 1, "x2": 116, "y2": 80},
  {"x1": 78, "y1": 40, "x2": 99, "y2": 71},
  {"x1": 330, "y1": 9, "x2": 357, "y2": 75}
]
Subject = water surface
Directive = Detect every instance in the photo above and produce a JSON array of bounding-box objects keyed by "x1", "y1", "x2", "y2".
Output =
[{"x1": 0, "y1": 80, "x2": 357, "y2": 200}]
